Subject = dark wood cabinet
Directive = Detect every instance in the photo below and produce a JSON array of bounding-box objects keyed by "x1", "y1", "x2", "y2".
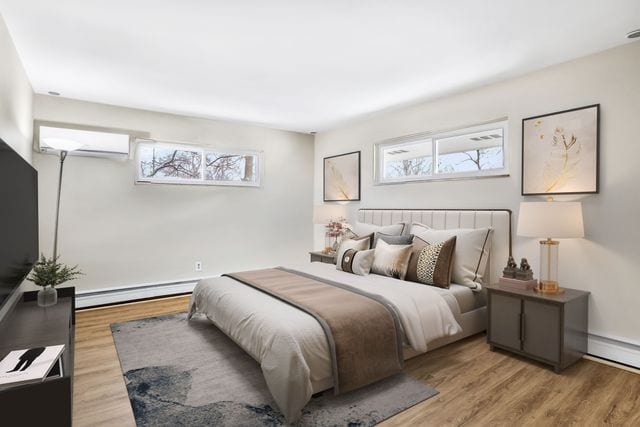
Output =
[
  {"x1": 309, "y1": 251, "x2": 336, "y2": 264},
  {"x1": 522, "y1": 300, "x2": 561, "y2": 362},
  {"x1": 489, "y1": 292, "x2": 521, "y2": 350},
  {"x1": 0, "y1": 287, "x2": 75, "y2": 426},
  {"x1": 487, "y1": 284, "x2": 589, "y2": 373}
]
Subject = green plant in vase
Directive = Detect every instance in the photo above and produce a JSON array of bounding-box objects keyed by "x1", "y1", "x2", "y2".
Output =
[{"x1": 27, "y1": 255, "x2": 83, "y2": 307}]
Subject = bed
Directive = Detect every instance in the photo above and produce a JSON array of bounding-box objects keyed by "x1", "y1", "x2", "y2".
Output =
[{"x1": 188, "y1": 208, "x2": 511, "y2": 421}]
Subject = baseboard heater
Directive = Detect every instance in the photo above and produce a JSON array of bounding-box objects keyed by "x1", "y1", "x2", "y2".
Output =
[
  {"x1": 587, "y1": 333, "x2": 640, "y2": 369},
  {"x1": 75, "y1": 278, "x2": 206, "y2": 309}
]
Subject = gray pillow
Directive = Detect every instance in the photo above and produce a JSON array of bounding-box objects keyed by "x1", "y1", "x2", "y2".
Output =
[
  {"x1": 352, "y1": 222, "x2": 405, "y2": 238},
  {"x1": 373, "y1": 232, "x2": 414, "y2": 248}
]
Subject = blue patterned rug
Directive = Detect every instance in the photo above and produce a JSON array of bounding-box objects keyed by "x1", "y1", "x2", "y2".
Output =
[{"x1": 111, "y1": 313, "x2": 438, "y2": 426}]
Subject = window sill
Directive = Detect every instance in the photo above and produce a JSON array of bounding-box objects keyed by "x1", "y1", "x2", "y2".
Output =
[
  {"x1": 375, "y1": 171, "x2": 510, "y2": 186},
  {"x1": 135, "y1": 179, "x2": 261, "y2": 187}
]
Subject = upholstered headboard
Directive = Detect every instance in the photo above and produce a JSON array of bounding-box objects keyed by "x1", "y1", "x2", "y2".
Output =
[{"x1": 357, "y1": 208, "x2": 512, "y2": 285}]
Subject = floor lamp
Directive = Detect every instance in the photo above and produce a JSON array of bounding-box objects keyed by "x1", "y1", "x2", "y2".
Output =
[{"x1": 42, "y1": 138, "x2": 83, "y2": 259}]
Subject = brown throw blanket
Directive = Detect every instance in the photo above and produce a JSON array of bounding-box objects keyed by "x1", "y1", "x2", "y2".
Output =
[{"x1": 223, "y1": 267, "x2": 404, "y2": 394}]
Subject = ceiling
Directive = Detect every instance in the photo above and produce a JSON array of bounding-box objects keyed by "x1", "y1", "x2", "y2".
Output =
[{"x1": 1, "y1": 1, "x2": 638, "y2": 133}]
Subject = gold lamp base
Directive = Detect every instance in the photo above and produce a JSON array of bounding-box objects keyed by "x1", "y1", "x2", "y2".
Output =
[{"x1": 535, "y1": 280, "x2": 565, "y2": 295}]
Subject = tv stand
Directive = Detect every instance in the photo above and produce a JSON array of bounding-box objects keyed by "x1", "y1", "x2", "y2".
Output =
[{"x1": 0, "y1": 287, "x2": 75, "y2": 426}]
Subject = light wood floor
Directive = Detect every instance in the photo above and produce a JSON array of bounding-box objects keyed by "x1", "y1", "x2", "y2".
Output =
[{"x1": 74, "y1": 295, "x2": 640, "y2": 426}]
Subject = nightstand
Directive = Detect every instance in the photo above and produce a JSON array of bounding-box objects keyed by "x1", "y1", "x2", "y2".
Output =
[
  {"x1": 486, "y1": 283, "x2": 589, "y2": 373},
  {"x1": 309, "y1": 251, "x2": 336, "y2": 264}
]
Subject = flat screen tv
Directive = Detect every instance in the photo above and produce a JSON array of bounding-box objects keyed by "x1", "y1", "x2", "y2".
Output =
[{"x1": 0, "y1": 139, "x2": 38, "y2": 311}]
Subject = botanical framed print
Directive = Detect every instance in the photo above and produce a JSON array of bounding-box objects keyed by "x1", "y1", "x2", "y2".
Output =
[
  {"x1": 323, "y1": 151, "x2": 361, "y2": 202},
  {"x1": 522, "y1": 104, "x2": 599, "y2": 195}
]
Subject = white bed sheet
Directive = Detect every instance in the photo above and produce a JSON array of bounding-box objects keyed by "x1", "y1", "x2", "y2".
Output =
[
  {"x1": 442, "y1": 283, "x2": 486, "y2": 314},
  {"x1": 188, "y1": 262, "x2": 461, "y2": 422}
]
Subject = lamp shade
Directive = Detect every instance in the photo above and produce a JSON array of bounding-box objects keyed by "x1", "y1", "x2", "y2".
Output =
[
  {"x1": 42, "y1": 138, "x2": 84, "y2": 152},
  {"x1": 517, "y1": 202, "x2": 584, "y2": 239},
  {"x1": 313, "y1": 204, "x2": 348, "y2": 224}
]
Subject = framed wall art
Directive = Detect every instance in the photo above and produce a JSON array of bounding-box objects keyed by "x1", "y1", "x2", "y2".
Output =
[
  {"x1": 522, "y1": 104, "x2": 599, "y2": 195},
  {"x1": 323, "y1": 151, "x2": 361, "y2": 202}
]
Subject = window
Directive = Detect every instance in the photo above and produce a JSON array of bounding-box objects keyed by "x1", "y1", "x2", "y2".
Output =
[
  {"x1": 135, "y1": 140, "x2": 261, "y2": 186},
  {"x1": 375, "y1": 120, "x2": 508, "y2": 184},
  {"x1": 379, "y1": 137, "x2": 433, "y2": 183},
  {"x1": 36, "y1": 122, "x2": 131, "y2": 159},
  {"x1": 436, "y1": 127, "x2": 505, "y2": 174}
]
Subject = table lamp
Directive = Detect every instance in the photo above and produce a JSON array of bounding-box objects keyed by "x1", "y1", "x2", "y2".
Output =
[{"x1": 517, "y1": 201, "x2": 584, "y2": 294}]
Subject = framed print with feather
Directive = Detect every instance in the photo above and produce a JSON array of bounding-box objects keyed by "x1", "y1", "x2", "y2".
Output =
[
  {"x1": 323, "y1": 151, "x2": 361, "y2": 202},
  {"x1": 522, "y1": 104, "x2": 599, "y2": 195}
]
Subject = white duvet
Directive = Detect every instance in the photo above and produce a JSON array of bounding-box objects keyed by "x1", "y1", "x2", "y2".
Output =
[{"x1": 188, "y1": 262, "x2": 461, "y2": 422}]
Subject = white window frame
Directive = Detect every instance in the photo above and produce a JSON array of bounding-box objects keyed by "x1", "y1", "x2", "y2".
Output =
[
  {"x1": 375, "y1": 134, "x2": 435, "y2": 184},
  {"x1": 374, "y1": 119, "x2": 509, "y2": 185},
  {"x1": 135, "y1": 139, "x2": 262, "y2": 187}
]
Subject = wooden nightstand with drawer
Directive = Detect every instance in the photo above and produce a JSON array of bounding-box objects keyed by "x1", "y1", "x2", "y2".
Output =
[
  {"x1": 486, "y1": 283, "x2": 589, "y2": 373},
  {"x1": 309, "y1": 251, "x2": 336, "y2": 264}
]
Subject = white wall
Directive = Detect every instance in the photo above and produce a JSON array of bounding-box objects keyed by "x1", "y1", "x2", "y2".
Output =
[
  {"x1": 32, "y1": 95, "x2": 314, "y2": 293},
  {"x1": 0, "y1": 14, "x2": 34, "y2": 321},
  {"x1": 0, "y1": 14, "x2": 32, "y2": 161},
  {"x1": 314, "y1": 42, "x2": 640, "y2": 347}
]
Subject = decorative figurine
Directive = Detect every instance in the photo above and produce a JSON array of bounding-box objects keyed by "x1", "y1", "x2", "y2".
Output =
[
  {"x1": 502, "y1": 256, "x2": 518, "y2": 278},
  {"x1": 516, "y1": 258, "x2": 534, "y2": 281}
]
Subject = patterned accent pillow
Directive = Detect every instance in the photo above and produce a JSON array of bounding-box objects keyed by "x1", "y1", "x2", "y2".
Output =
[
  {"x1": 335, "y1": 236, "x2": 372, "y2": 271},
  {"x1": 339, "y1": 249, "x2": 375, "y2": 276},
  {"x1": 412, "y1": 227, "x2": 491, "y2": 290},
  {"x1": 406, "y1": 236, "x2": 456, "y2": 288},
  {"x1": 370, "y1": 239, "x2": 413, "y2": 280}
]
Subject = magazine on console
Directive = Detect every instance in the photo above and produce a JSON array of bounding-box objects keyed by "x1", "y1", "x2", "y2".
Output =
[{"x1": 0, "y1": 345, "x2": 65, "y2": 388}]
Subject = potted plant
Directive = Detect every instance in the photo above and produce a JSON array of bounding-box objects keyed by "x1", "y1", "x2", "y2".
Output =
[{"x1": 28, "y1": 255, "x2": 83, "y2": 307}]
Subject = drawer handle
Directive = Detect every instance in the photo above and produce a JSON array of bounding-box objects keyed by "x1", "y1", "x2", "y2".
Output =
[{"x1": 520, "y1": 313, "x2": 526, "y2": 342}]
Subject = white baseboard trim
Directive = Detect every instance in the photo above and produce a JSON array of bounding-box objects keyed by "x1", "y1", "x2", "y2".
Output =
[
  {"x1": 588, "y1": 333, "x2": 640, "y2": 369},
  {"x1": 75, "y1": 279, "x2": 203, "y2": 308}
]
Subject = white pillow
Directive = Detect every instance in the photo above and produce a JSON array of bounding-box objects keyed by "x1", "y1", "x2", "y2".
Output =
[
  {"x1": 335, "y1": 237, "x2": 371, "y2": 271},
  {"x1": 412, "y1": 227, "x2": 493, "y2": 290},
  {"x1": 370, "y1": 239, "x2": 413, "y2": 281},
  {"x1": 352, "y1": 222, "x2": 405, "y2": 238},
  {"x1": 410, "y1": 222, "x2": 431, "y2": 234},
  {"x1": 337, "y1": 249, "x2": 375, "y2": 276}
]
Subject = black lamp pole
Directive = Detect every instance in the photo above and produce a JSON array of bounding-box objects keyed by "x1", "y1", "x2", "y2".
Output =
[{"x1": 52, "y1": 150, "x2": 68, "y2": 260}]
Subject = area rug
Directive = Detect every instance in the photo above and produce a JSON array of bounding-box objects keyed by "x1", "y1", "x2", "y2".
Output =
[{"x1": 111, "y1": 312, "x2": 438, "y2": 426}]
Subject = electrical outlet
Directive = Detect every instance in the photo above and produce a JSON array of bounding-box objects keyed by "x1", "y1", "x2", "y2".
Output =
[{"x1": 195, "y1": 261, "x2": 202, "y2": 272}]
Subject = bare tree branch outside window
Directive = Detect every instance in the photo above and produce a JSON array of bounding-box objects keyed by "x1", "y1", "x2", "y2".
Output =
[
  {"x1": 438, "y1": 147, "x2": 503, "y2": 173},
  {"x1": 205, "y1": 153, "x2": 256, "y2": 182},
  {"x1": 385, "y1": 156, "x2": 432, "y2": 178},
  {"x1": 140, "y1": 147, "x2": 202, "y2": 179},
  {"x1": 137, "y1": 142, "x2": 260, "y2": 185}
]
